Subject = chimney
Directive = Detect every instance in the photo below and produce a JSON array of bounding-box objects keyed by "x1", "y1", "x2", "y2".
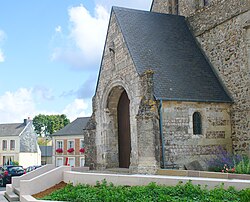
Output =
[{"x1": 24, "y1": 117, "x2": 31, "y2": 125}]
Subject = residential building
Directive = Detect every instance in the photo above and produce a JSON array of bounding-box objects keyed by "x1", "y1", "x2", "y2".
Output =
[
  {"x1": 0, "y1": 118, "x2": 41, "y2": 168},
  {"x1": 39, "y1": 146, "x2": 52, "y2": 165},
  {"x1": 52, "y1": 117, "x2": 90, "y2": 167}
]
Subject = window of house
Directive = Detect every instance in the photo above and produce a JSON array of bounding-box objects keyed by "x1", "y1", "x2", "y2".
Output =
[
  {"x1": 80, "y1": 157, "x2": 85, "y2": 167},
  {"x1": 56, "y1": 140, "x2": 63, "y2": 149},
  {"x1": 10, "y1": 140, "x2": 15, "y2": 150},
  {"x1": 193, "y1": 112, "x2": 202, "y2": 135},
  {"x1": 56, "y1": 157, "x2": 63, "y2": 167},
  {"x1": 67, "y1": 140, "x2": 74, "y2": 149},
  {"x1": 2, "y1": 140, "x2": 7, "y2": 150},
  {"x1": 80, "y1": 139, "x2": 84, "y2": 148},
  {"x1": 68, "y1": 157, "x2": 75, "y2": 167}
]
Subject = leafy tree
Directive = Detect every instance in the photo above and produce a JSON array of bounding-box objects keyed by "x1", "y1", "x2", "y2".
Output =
[{"x1": 33, "y1": 114, "x2": 70, "y2": 136}]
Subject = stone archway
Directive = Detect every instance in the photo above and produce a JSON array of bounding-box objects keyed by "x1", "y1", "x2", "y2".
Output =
[
  {"x1": 105, "y1": 86, "x2": 131, "y2": 168},
  {"x1": 117, "y1": 91, "x2": 131, "y2": 168}
]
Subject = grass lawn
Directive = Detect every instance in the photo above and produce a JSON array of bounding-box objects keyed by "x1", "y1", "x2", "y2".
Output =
[{"x1": 39, "y1": 180, "x2": 250, "y2": 202}]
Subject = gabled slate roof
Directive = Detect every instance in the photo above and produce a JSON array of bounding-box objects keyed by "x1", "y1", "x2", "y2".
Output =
[
  {"x1": 52, "y1": 117, "x2": 90, "y2": 136},
  {"x1": 0, "y1": 123, "x2": 26, "y2": 136},
  {"x1": 113, "y1": 7, "x2": 232, "y2": 102}
]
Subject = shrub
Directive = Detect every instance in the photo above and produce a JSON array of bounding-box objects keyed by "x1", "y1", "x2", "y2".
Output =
[
  {"x1": 235, "y1": 156, "x2": 250, "y2": 174},
  {"x1": 40, "y1": 180, "x2": 250, "y2": 202},
  {"x1": 206, "y1": 146, "x2": 241, "y2": 172}
]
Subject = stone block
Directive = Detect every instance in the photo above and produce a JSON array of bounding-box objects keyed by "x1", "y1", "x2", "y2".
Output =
[{"x1": 184, "y1": 160, "x2": 204, "y2": 171}]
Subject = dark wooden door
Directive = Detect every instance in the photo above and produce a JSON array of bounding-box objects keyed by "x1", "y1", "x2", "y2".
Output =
[{"x1": 117, "y1": 91, "x2": 131, "y2": 168}]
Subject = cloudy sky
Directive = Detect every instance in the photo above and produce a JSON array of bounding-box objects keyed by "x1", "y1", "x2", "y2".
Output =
[{"x1": 0, "y1": 0, "x2": 152, "y2": 123}]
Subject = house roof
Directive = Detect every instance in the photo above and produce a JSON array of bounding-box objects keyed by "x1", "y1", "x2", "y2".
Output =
[
  {"x1": 0, "y1": 123, "x2": 26, "y2": 137},
  {"x1": 112, "y1": 7, "x2": 232, "y2": 103},
  {"x1": 39, "y1": 146, "x2": 53, "y2": 157},
  {"x1": 52, "y1": 117, "x2": 90, "y2": 136}
]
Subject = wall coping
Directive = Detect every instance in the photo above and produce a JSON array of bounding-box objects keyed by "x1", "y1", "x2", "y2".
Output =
[{"x1": 157, "y1": 169, "x2": 250, "y2": 180}]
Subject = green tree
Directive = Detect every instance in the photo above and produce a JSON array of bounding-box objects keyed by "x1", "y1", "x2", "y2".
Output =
[{"x1": 33, "y1": 114, "x2": 70, "y2": 136}]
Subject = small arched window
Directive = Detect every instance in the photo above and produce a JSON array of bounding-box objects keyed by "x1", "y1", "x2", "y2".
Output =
[{"x1": 193, "y1": 112, "x2": 202, "y2": 134}]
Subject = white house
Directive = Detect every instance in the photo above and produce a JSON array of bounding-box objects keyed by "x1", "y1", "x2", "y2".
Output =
[{"x1": 0, "y1": 118, "x2": 41, "y2": 168}]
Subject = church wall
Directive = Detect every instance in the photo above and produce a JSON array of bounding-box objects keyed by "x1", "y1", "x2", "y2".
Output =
[
  {"x1": 94, "y1": 12, "x2": 145, "y2": 171},
  {"x1": 188, "y1": 3, "x2": 250, "y2": 155},
  {"x1": 161, "y1": 101, "x2": 232, "y2": 169},
  {"x1": 151, "y1": 0, "x2": 250, "y2": 156}
]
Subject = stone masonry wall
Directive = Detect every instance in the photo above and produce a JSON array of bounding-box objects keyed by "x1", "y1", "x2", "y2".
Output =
[
  {"x1": 161, "y1": 101, "x2": 232, "y2": 169},
  {"x1": 93, "y1": 11, "x2": 160, "y2": 173},
  {"x1": 188, "y1": 1, "x2": 250, "y2": 155},
  {"x1": 94, "y1": 12, "x2": 142, "y2": 170},
  {"x1": 84, "y1": 115, "x2": 97, "y2": 170},
  {"x1": 151, "y1": 0, "x2": 250, "y2": 155},
  {"x1": 151, "y1": 0, "x2": 248, "y2": 18}
]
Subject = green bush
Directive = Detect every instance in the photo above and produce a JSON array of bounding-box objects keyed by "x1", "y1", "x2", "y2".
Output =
[
  {"x1": 40, "y1": 180, "x2": 250, "y2": 202},
  {"x1": 235, "y1": 157, "x2": 250, "y2": 174}
]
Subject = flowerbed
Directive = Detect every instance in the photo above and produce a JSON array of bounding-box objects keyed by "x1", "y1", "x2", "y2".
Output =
[
  {"x1": 207, "y1": 147, "x2": 250, "y2": 174},
  {"x1": 39, "y1": 180, "x2": 250, "y2": 202}
]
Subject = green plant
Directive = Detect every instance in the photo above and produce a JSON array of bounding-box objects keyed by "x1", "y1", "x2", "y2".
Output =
[
  {"x1": 39, "y1": 180, "x2": 250, "y2": 202},
  {"x1": 12, "y1": 161, "x2": 19, "y2": 166},
  {"x1": 235, "y1": 156, "x2": 250, "y2": 174}
]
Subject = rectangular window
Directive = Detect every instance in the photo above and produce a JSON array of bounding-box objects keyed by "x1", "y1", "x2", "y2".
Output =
[
  {"x1": 68, "y1": 157, "x2": 75, "y2": 167},
  {"x1": 67, "y1": 140, "x2": 74, "y2": 149},
  {"x1": 80, "y1": 157, "x2": 85, "y2": 167},
  {"x1": 2, "y1": 140, "x2": 7, "y2": 150},
  {"x1": 80, "y1": 139, "x2": 84, "y2": 148},
  {"x1": 56, "y1": 157, "x2": 63, "y2": 167},
  {"x1": 56, "y1": 140, "x2": 63, "y2": 149},
  {"x1": 10, "y1": 140, "x2": 15, "y2": 150}
]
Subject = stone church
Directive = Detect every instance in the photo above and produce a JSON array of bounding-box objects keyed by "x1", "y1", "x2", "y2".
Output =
[{"x1": 84, "y1": 0, "x2": 250, "y2": 174}]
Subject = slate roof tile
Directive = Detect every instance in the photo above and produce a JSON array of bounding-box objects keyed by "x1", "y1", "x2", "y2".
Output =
[
  {"x1": 113, "y1": 7, "x2": 232, "y2": 103},
  {"x1": 52, "y1": 117, "x2": 90, "y2": 136}
]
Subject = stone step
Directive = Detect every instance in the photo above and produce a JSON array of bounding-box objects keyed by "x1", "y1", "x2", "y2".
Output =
[
  {"x1": 4, "y1": 191, "x2": 19, "y2": 202},
  {"x1": 13, "y1": 188, "x2": 20, "y2": 196},
  {"x1": 106, "y1": 168, "x2": 129, "y2": 173}
]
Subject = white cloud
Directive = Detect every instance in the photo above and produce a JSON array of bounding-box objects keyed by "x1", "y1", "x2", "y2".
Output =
[
  {"x1": 55, "y1": 25, "x2": 62, "y2": 33},
  {"x1": 0, "y1": 30, "x2": 6, "y2": 62},
  {"x1": 0, "y1": 88, "x2": 36, "y2": 123},
  {"x1": 0, "y1": 88, "x2": 92, "y2": 124},
  {"x1": 62, "y1": 98, "x2": 92, "y2": 121},
  {"x1": 0, "y1": 49, "x2": 4, "y2": 62},
  {"x1": 51, "y1": 4, "x2": 109, "y2": 69},
  {"x1": 51, "y1": 1, "x2": 152, "y2": 69},
  {"x1": 95, "y1": 0, "x2": 152, "y2": 11}
]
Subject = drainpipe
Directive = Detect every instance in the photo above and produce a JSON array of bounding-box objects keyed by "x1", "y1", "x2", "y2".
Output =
[{"x1": 159, "y1": 99, "x2": 166, "y2": 168}]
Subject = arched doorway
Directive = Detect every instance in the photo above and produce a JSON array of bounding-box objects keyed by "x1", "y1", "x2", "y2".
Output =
[{"x1": 117, "y1": 90, "x2": 131, "y2": 168}]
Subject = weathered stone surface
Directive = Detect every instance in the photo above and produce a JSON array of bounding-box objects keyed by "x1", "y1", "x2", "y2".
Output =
[
  {"x1": 84, "y1": 0, "x2": 249, "y2": 174},
  {"x1": 161, "y1": 101, "x2": 232, "y2": 169},
  {"x1": 92, "y1": 11, "x2": 160, "y2": 173},
  {"x1": 151, "y1": 0, "x2": 250, "y2": 156},
  {"x1": 184, "y1": 160, "x2": 204, "y2": 171}
]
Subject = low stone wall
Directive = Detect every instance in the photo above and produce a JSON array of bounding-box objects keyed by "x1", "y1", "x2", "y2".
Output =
[
  {"x1": 19, "y1": 169, "x2": 250, "y2": 202},
  {"x1": 157, "y1": 169, "x2": 250, "y2": 180},
  {"x1": 63, "y1": 171, "x2": 250, "y2": 190},
  {"x1": 20, "y1": 166, "x2": 70, "y2": 196},
  {"x1": 12, "y1": 164, "x2": 55, "y2": 189}
]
